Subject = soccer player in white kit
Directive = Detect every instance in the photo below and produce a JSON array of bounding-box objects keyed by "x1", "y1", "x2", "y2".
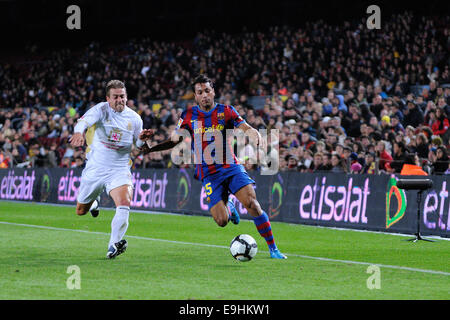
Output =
[{"x1": 69, "y1": 80, "x2": 153, "y2": 259}]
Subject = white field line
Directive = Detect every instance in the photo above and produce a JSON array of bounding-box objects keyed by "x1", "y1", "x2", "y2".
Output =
[{"x1": 0, "y1": 220, "x2": 449, "y2": 277}]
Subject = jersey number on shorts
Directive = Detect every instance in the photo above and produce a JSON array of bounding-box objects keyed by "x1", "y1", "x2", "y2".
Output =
[
  {"x1": 205, "y1": 182, "x2": 212, "y2": 203},
  {"x1": 205, "y1": 183, "x2": 213, "y2": 196}
]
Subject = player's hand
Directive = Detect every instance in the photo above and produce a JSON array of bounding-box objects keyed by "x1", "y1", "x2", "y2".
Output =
[
  {"x1": 140, "y1": 142, "x2": 151, "y2": 155},
  {"x1": 249, "y1": 128, "x2": 266, "y2": 151},
  {"x1": 69, "y1": 132, "x2": 85, "y2": 147},
  {"x1": 139, "y1": 129, "x2": 155, "y2": 141}
]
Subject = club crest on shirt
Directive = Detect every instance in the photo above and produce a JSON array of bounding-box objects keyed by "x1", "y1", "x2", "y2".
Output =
[
  {"x1": 127, "y1": 122, "x2": 132, "y2": 131},
  {"x1": 108, "y1": 128, "x2": 123, "y2": 142},
  {"x1": 217, "y1": 112, "x2": 225, "y2": 120}
]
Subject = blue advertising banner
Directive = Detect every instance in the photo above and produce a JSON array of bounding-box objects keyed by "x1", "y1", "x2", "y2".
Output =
[{"x1": 0, "y1": 168, "x2": 448, "y2": 238}]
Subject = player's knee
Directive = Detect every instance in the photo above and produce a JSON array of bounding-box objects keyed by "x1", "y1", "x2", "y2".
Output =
[
  {"x1": 214, "y1": 216, "x2": 228, "y2": 227},
  {"x1": 76, "y1": 207, "x2": 87, "y2": 216},
  {"x1": 217, "y1": 219, "x2": 228, "y2": 228},
  {"x1": 243, "y1": 197, "x2": 261, "y2": 216},
  {"x1": 245, "y1": 197, "x2": 259, "y2": 210},
  {"x1": 116, "y1": 199, "x2": 131, "y2": 207}
]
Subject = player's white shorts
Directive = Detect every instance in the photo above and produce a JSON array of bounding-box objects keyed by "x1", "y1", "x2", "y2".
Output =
[{"x1": 77, "y1": 164, "x2": 133, "y2": 204}]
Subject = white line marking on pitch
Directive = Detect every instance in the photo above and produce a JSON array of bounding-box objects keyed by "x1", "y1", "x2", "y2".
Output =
[{"x1": 0, "y1": 221, "x2": 449, "y2": 276}]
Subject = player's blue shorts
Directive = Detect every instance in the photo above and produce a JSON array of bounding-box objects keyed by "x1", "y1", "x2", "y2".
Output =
[{"x1": 202, "y1": 165, "x2": 255, "y2": 210}]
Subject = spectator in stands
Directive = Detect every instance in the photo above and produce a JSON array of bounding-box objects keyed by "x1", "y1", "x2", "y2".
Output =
[
  {"x1": 299, "y1": 131, "x2": 315, "y2": 151},
  {"x1": 47, "y1": 143, "x2": 61, "y2": 167},
  {"x1": 350, "y1": 161, "x2": 363, "y2": 174},
  {"x1": 437, "y1": 95, "x2": 450, "y2": 115},
  {"x1": 302, "y1": 149, "x2": 314, "y2": 171},
  {"x1": 423, "y1": 101, "x2": 437, "y2": 125},
  {"x1": 362, "y1": 152, "x2": 377, "y2": 174},
  {"x1": 146, "y1": 152, "x2": 166, "y2": 169},
  {"x1": 432, "y1": 146, "x2": 449, "y2": 174},
  {"x1": 370, "y1": 94, "x2": 384, "y2": 119},
  {"x1": 310, "y1": 152, "x2": 327, "y2": 172},
  {"x1": 141, "y1": 107, "x2": 158, "y2": 129},
  {"x1": 159, "y1": 108, "x2": 175, "y2": 129},
  {"x1": 369, "y1": 116, "x2": 381, "y2": 132},
  {"x1": 330, "y1": 153, "x2": 347, "y2": 173},
  {"x1": 390, "y1": 115, "x2": 405, "y2": 134},
  {"x1": 431, "y1": 107, "x2": 449, "y2": 136},
  {"x1": 286, "y1": 155, "x2": 299, "y2": 171},
  {"x1": 9, "y1": 148, "x2": 21, "y2": 166},
  {"x1": 376, "y1": 140, "x2": 393, "y2": 172},
  {"x1": 74, "y1": 156, "x2": 85, "y2": 168},
  {"x1": 300, "y1": 118, "x2": 317, "y2": 138},
  {"x1": 349, "y1": 152, "x2": 362, "y2": 173},
  {"x1": 346, "y1": 111, "x2": 362, "y2": 137},
  {"x1": 60, "y1": 157, "x2": 72, "y2": 168},
  {"x1": 414, "y1": 132, "x2": 430, "y2": 160},
  {"x1": 389, "y1": 141, "x2": 407, "y2": 173},
  {"x1": 342, "y1": 146, "x2": 353, "y2": 167},
  {"x1": 400, "y1": 153, "x2": 428, "y2": 176},
  {"x1": 403, "y1": 101, "x2": 424, "y2": 128},
  {"x1": 404, "y1": 125, "x2": 416, "y2": 148},
  {"x1": 352, "y1": 142, "x2": 364, "y2": 155},
  {"x1": 380, "y1": 115, "x2": 392, "y2": 137}
]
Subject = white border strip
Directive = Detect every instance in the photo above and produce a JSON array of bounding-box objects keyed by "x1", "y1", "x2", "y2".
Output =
[{"x1": 0, "y1": 220, "x2": 448, "y2": 276}]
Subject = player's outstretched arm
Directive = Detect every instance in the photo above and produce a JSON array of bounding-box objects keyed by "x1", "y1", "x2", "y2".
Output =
[
  {"x1": 141, "y1": 131, "x2": 183, "y2": 155},
  {"x1": 138, "y1": 129, "x2": 155, "y2": 142},
  {"x1": 136, "y1": 129, "x2": 155, "y2": 154}
]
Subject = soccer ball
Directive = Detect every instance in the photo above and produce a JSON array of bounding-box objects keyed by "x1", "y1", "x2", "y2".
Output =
[{"x1": 230, "y1": 234, "x2": 258, "y2": 262}]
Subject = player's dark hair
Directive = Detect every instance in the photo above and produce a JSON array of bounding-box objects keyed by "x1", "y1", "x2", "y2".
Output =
[{"x1": 191, "y1": 74, "x2": 214, "y2": 92}]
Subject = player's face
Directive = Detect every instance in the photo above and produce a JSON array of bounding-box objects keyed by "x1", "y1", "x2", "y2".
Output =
[
  {"x1": 194, "y1": 82, "x2": 215, "y2": 110},
  {"x1": 107, "y1": 88, "x2": 127, "y2": 112}
]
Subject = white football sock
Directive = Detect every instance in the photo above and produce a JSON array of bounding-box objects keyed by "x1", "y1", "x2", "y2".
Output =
[{"x1": 108, "y1": 206, "x2": 130, "y2": 248}]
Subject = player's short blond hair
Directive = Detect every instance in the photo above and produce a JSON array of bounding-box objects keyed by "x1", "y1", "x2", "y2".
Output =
[{"x1": 106, "y1": 80, "x2": 126, "y2": 97}]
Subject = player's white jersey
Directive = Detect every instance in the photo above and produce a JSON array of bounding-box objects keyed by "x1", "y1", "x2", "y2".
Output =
[{"x1": 74, "y1": 102, "x2": 143, "y2": 169}]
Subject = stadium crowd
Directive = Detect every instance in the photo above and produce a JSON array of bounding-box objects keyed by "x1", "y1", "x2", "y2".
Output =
[{"x1": 0, "y1": 11, "x2": 449, "y2": 175}]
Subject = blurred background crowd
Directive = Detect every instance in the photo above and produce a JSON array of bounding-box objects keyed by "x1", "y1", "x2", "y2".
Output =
[{"x1": 0, "y1": 11, "x2": 449, "y2": 175}]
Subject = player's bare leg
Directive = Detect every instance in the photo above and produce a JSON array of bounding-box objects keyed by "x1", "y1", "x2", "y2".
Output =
[
  {"x1": 75, "y1": 201, "x2": 95, "y2": 216},
  {"x1": 234, "y1": 184, "x2": 262, "y2": 217},
  {"x1": 210, "y1": 201, "x2": 229, "y2": 227},
  {"x1": 110, "y1": 184, "x2": 133, "y2": 208},
  {"x1": 106, "y1": 184, "x2": 133, "y2": 259},
  {"x1": 210, "y1": 198, "x2": 240, "y2": 227},
  {"x1": 76, "y1": 196, "x2": 101, "y2": 217},
  {"x1": 234, "y1": 184, "x2": 287, "y2": 259}
]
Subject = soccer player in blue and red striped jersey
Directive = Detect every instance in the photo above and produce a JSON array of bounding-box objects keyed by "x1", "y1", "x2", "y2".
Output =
[{"x1": 142, "y1": 74, "x2": 286, "y2": 259}]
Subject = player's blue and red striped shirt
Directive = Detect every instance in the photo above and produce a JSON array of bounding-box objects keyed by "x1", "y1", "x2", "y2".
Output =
[{"x1": 175, "y1": 103, "x2": 245, "y2": 181}]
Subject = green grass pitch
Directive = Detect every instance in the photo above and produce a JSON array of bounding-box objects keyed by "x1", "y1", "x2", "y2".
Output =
[{"x1": 0, "y1": 201, "x2": 448, "y2": 300}]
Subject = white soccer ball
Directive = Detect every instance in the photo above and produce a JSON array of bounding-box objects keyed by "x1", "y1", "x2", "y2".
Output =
[{"x1": 230, "y1": 234, "x2": 258, "y2": 262}]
